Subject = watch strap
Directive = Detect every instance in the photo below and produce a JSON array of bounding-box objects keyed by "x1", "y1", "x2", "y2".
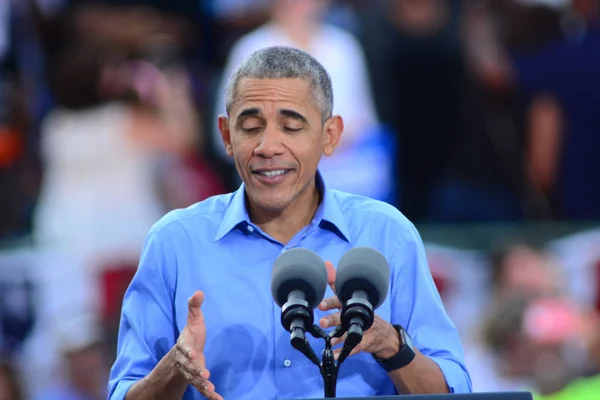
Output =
[{"x1": 372, "y1": 324, "x2": 416, "y2": 372}]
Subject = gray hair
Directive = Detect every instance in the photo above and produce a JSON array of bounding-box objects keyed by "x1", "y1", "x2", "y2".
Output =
[{"x1": 225, "y1": 46, "x2": 334, "y2": 122}]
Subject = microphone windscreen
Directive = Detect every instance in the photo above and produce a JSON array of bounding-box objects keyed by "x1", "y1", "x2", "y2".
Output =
[
  {"x1": 271, "y1": 248, "x2": 328, "y2": 309},
  {"x1": 335, "y1": 247, "x2": 390, "y2": 309}
]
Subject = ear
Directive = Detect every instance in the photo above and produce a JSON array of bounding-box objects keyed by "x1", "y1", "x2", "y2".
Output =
[
  {"x1": 322, "y1": 115, "x2": 344, "y2": 157},
  {"x1": 218, "y1": 115, "x2": 233, "y2": 157}
]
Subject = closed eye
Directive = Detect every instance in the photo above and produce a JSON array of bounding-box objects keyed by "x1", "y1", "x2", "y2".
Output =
[
  {"x1": 283, "y1": 126, "x2": 302, "y2": 133},
  {"x1": 242, "y1": 127, "x2": 262, "y2": 133}
]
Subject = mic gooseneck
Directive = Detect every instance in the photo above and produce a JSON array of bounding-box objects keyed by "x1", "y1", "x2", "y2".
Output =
[{"x1": 281, "y1": 289, "x2": 321, "y2": 365}]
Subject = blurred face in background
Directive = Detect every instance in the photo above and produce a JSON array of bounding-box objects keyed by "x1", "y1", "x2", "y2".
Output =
[
  {"x1": 497, "y1": 246, "x2": 562, "y2": 298},
  {"x1": 272, "y1": 0, "x2": 330, "y2": 24},
  {"x1": 97, "y1": 51, "x2": 134, "y2": 101},
  {"x1": 389, "y1": 0, "x2": 448, "y2": 35}
]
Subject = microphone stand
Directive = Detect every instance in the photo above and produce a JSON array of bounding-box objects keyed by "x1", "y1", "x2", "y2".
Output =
[
  {"x1": 291, "y1": 323, "x2": 363, "y2": 398},
  {"x1": 282, "y1": 291, "x2": 374, "y2": 398}
]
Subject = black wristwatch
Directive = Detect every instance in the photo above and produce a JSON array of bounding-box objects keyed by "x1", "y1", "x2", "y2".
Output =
[{"x1": 372, "y1": 324, "x2": 416, "y2": 372}]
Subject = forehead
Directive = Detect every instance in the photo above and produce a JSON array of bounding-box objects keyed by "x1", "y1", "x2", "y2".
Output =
[{"x1": 231, "y1": 77, "x2": 316, "y2": 115}]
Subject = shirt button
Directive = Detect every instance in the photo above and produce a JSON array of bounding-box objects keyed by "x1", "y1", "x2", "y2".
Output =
[
  {"x1": 247, "y1": 225, "x2": 254, "y2": 232},
  {"x1": 281, "y1": 249, "x2": 286, "y2": 253},
  {"x1": 283, "y1": 359, "x2": 292, "y2": 367}
]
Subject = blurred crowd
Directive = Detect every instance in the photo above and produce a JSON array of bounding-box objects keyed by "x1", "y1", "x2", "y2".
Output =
[{"x1": 0, "y1": 0, "x2": 599, "y2": 399}]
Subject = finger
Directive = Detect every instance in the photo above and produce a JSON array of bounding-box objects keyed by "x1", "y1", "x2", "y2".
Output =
[
  {"x1": 175, "y1": 340, "x2": 194, "y2": 360},
  {"x1": 192, "y1": 352, "x2": 210, "y2": 379},
  {"x1": 330, "y1": 332, "x2": 347, "y2": 347},
  {"x1": 319, "y1": 295, "x2": 342, "y2": 311},
  {"x1": 189, "y1": 373, "x2": 216, "y2": 395},
  {"x1": 206, "y1": 391, "x2": 224, "y2": 400},
  {"x1": 325, "y1": 261, "x2": 337, "y2": 294},
  {"x1": 191, "y1": 376, "x2": 223, "y2": 400},
  {"x1": 332, "y1": 342, "x2": 363, "y2": 360},
  {"x1": 320, "y1": 310, "x2": 341, "y2": 329},
  {"x1": 187, "y1": 291, "x2": 205, "y2": 326},
  {"x1": 174, "y1": 346, "x2": 211, "y2": 379},
  {"x1": 174, "y1": 350, "x2": 204, "y2": 378}
]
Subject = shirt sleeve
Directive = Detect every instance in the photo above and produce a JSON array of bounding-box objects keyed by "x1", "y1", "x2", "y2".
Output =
[
  {"x1": 389, "y1": 224, "x2": 472, "y2": 393},
  {"x1": 108, "y1": 227, "x2": 178, "y2": 399}
]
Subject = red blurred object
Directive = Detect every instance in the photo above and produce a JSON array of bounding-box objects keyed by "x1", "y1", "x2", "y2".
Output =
[
  {"x1": 0, "y1": 127, "x2": 23, "y2": 167},
  {"x1": 523, "y1": 297, "x2": 582, "y2": 345},
  {"x1": 426, "y1": 253, "x2": 452, "y2": 300},
  {"x1": 159, "y1": 155, "x2": 227, "y2": 210},
  {"x1": 432, "y1": 274, "x2": 448, "y2": 298},
  {"x1": 100, "y1": 264, "x2": 137, "y2": 322}
]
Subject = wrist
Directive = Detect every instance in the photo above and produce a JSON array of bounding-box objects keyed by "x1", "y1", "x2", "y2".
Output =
[{"x1": 374, "y1": 323, "x2": 401, "y2": 359}]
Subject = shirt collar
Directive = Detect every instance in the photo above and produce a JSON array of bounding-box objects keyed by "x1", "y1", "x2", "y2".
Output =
[{"x1": 214, "y1": 170, "x2": 350, "y2": 242}]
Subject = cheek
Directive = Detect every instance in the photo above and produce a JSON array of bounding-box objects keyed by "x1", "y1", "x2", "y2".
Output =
[
  {"x1": 295, "y1": 137, "x2": 324, "y2": 159},
  {"x1": 232, "y1": 140, "x2": 255, "y2": 161}
]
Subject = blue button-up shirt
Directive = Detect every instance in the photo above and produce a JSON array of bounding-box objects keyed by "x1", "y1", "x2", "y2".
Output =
[{"x1": 108, "y1": 174, "x2": 472, "y2": 399}]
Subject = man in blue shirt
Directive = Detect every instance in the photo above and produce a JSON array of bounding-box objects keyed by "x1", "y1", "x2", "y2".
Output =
[{"x1": 108, "y1": 46, "x2": 471, "y2": 399}]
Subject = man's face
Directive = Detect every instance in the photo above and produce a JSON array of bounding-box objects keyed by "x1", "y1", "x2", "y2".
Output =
[{"x1": 219, "y1": 78, "x2": 342, "y2": 214}]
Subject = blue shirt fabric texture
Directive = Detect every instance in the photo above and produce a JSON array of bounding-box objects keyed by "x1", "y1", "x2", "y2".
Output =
[{"x1": 108, "y1": 173, "x2": 472, "y2": 399}]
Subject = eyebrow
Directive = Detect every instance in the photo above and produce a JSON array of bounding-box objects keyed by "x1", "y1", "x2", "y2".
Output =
[
  {"x1": 235, "y1": 107, "x2": 309, "y2": 125},
  {"x1": 236, "y1": 107, "x2": 261, "y2": 120},
  {"x1": 279, "y1": 109, "x2": 308, "y2": 124}
]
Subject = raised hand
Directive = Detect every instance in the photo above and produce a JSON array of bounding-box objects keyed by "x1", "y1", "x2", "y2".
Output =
[
  {"x1": 173, "y1": 291, "x2": 223, "y2": 400},
  {"x1": 318, "y1": 262, "x2": 398, "y2": 359}
]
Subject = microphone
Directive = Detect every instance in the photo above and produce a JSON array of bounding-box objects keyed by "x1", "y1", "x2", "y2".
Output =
[
  {"x1": 271, "y1": 248, "x2": 328, "y2": 364},
  {"x1": 334, "y1": 247, "x2": 390, "y2": 361}
]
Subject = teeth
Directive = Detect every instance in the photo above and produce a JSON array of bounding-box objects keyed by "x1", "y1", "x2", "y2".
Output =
[{"x1": 260, "y1": 169, "x2": 287, "y2": 177}]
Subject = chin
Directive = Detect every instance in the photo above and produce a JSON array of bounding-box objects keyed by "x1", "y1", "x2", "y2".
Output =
[
  {"x1": 254, "y1": 198, "x2": 289, "y2": 213},
  {"x1": 251, "y1": 193, "x2": 292, "y2": 213}
]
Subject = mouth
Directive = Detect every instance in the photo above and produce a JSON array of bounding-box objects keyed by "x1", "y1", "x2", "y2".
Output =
[{"x1": 251, "y1": 168, "x2": 294, "y2": 184}]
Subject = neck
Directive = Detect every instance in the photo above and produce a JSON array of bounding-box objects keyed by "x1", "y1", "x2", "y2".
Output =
[{"x1": 247, "y1": 179, "x2": 321, "y2": 244}]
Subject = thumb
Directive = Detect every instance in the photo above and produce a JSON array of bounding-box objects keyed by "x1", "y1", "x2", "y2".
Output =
[
  {"x1": 325, "y1": 261, "x2": 337, "y2": 294},
  {"x1": 187, "y1": 290, "x2": 205, "y2": 326}
]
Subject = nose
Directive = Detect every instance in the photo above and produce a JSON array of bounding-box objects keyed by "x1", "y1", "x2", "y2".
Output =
[{"x1": 253, "y1": 126, "x2": 285, "y2": 158}]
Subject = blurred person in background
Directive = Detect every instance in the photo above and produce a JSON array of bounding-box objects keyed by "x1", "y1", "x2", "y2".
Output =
[
  {"x1": 35, "y1": 312, "x2": 109, "y2": 400},
  {"x1": 463, "y1": 239, "x2": 570, "y2": 392},
  {"x1": 27, "y1": 5, "x2": 209, "y2": 396},
  {"x1": 489, "y1": 240, "x2": 566, "y2": 300},
  {"x1": 533, "y1": 309, "x2": 600, "y2": 399},
  {"x1": 32, "y1": 17, "x2": 202, "y2": 256},
  {"x1": 506, "y1": 0, "x2": 600, "y2": 220},
  {"x1": 0, "y1": 358, "x2": 25, "y2": 400},
  {"x1": 473, "y1": 295, "x2": 584, "y2": 393},
  {"x1": 33, "y1": 36, "x2": 180, "y2": 267},
  {"x1": 358, "y1": 0, "x2": 527, "y2": 222},
  {"x1": 213, "y1": 0, "x2": 395, "y2": 202}
]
